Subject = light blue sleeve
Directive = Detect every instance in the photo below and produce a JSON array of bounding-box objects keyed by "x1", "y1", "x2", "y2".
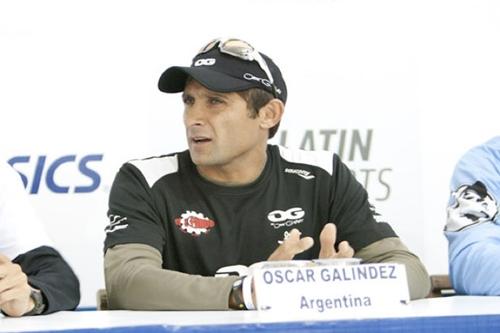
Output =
[
  {"x1": 446, "y1": 223, "x2": 500, "y2": 295},
  {"x1": 445, "y1": 136, "x2": 500, "y2": 295}
]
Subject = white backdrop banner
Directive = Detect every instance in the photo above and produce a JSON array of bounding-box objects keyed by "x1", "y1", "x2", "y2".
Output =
[{"x1": 1, "y1": 0, "x2": 499, "y2": 306}]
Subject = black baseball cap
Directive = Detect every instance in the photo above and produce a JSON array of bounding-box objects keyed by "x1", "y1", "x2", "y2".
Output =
[{"x1": 158, "y1": 40, "x2": 287, "y2": 103}]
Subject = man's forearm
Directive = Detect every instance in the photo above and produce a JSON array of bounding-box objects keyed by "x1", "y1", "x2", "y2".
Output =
[
  {"x1": 104, "y1": 243, "x2": 239, "y2": 310},
  {"x1": 354, "y1": 237, "x2": 431, "y2": 300}
]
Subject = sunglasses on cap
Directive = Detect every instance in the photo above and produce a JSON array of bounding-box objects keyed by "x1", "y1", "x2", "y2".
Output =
[{"x1": 197, "y1": 38, "x2": 281, "y2": 98}]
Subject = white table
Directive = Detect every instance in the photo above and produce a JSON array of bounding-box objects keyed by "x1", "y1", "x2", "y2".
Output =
[{"x1": 2, "y1": 296, "x2": 500, "y2": 332}]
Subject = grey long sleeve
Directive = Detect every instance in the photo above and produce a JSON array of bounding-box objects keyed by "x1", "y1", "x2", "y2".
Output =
[
  {"x1": 354, "y1": 237, "x2": 431, "y2": 300},
  {"x1": 105, "y1": 238, "x2": 430, "y2": 310},
  {"x1": 104, "y1": 243, "x2": 239, "y2": 310}
]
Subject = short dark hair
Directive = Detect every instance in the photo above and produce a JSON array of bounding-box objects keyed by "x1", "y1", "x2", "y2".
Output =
[{"x1": 237, "y1": 88, "x2": 280, "y2": 139}]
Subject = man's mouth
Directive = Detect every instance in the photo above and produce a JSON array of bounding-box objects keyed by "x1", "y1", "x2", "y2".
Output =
[{"x1": 191, "y1": 136, "x2": 212, "y2": 144}]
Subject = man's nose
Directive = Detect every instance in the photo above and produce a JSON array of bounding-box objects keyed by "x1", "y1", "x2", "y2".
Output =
[{"x1": 184, "y1": 103, "x2": 205, "y2": 127}]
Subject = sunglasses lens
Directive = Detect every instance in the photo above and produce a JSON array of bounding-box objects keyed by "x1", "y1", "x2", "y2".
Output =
[
  {"x1": 197, "y1": 39, "x2": 220, "y2": 54},
  {"x1": 220, "y1": 39, "x2": 254, "y2": 59}
]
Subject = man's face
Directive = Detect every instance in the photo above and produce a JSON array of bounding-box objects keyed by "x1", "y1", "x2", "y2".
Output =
[{"x1": 182, "y1": 80, "x2": 266, "y2": 171}]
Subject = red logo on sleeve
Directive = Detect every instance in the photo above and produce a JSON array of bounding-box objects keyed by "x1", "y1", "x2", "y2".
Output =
[{"x1": 174, "y1": 211, "x2": 215, "y2": 236}]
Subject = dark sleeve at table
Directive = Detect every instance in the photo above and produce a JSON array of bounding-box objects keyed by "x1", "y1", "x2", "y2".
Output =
[{"x1": 13, "y1": 246, "x2": 80, "y2": 314}]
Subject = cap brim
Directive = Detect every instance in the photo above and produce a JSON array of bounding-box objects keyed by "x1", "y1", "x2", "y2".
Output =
[{"x1": 158, "y1": 66, "x2": 255, "y2": 93}]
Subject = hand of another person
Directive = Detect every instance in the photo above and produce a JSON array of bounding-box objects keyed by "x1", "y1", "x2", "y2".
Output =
[{"x1": 0, "y1": 253, "x2": 34, "y2": 317}]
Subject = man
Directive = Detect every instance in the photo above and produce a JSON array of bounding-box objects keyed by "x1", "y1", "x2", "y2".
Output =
[
  {"x1": 104, "y1": 38, "x2": 430, "y2": 310},
  {"x1": 0, "y1": 161, "x2": 80, "y2": 316},
  {"x1": 445, "y1": 136, "x2": 500, "y2": 295}
]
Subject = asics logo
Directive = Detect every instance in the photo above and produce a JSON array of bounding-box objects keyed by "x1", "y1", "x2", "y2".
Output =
[
  {"x1": 284, "y1": 168, "x2": 315, "y2": 180},
  {"x1": 194, "y1": 58, "x2": 216, "y2": 66}
]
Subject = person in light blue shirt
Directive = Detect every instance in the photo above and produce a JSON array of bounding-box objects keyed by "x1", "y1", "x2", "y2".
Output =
[{"x1": 445, "y1": 136, "x2": 500, "y2": 295}]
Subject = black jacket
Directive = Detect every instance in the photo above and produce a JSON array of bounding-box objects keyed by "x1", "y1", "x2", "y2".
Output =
[
  {"x1": 105, "y1": 145, "x2": 396, "y2": 275},
  {"x1": 13, "y1": 246, "x2": 80, "y2": 314}
]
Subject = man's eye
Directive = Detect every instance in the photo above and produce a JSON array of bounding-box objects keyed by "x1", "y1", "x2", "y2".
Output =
[
  {"x1": 209, "y1": 97, "x2": 224, "y2": 105},
  {"x1": 183, "y1": 96, "x2": 194, "y2": 105}
]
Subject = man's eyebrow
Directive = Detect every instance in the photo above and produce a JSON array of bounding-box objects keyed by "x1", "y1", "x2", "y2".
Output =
[
  {"x1": 206, "y1": 91, "x2": 229, "y2": 99},
  {"x1": 182, "y1": 90, "x2": 230, "y2": 100}
]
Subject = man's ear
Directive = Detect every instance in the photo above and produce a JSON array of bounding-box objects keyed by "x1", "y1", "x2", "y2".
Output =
[{"x1": 258, "y1": 99, "x2": 284, "y2": 130}]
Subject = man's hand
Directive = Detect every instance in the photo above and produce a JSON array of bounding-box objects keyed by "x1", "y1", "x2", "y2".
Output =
[
  {"x1": 0, "y1": 253, "x2": 34, "y2": 317},
  {"x1": 267, "y1": 223, "x2": 354, "y2": 261},
  {"x1": 318, "y1": 223, "x2": 354, "y2": 259},
  {"x1": 267, "y1": 229, "x2": 314, "y2": 261}
]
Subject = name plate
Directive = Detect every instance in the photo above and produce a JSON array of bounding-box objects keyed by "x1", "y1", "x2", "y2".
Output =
[{"x1": 252, "y1": 261, "x2": 409, "y2": 313}]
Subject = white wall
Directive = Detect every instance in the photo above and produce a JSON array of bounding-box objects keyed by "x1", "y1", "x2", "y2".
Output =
[{"x1": 1, "y1": 0, "x2": 499, "y2": 306}]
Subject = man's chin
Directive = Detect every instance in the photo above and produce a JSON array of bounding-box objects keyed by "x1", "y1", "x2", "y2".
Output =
[{"x1": 189, "y1": 151, "x2": 213, "y2": 167}]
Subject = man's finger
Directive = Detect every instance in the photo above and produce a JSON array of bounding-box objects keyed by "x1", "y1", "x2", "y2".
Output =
[
  {"x1": 319, "y1": 223, "x2": 337, "y2": 258},
  {"x1": 268, "y1": 237, "x2": 314, "y2": 261},
  {"x1": 0, "y1": 264, "x2": 27, "y2": 293},
  {"x1": 268, "y1": 229, "x2": 314, "y2": 261},
  {"x1": 295, "y1": 237, "x2": 314, "y2": 254},
  {"x1": 286, "y1": 229, "x2": 302, "y2": 243},
  {"x1": 0, "y1": 285, "x2": 33, "y2": 317},
  {"x1": 0, "y1": 254, "x2": 10, "y2": 264},
  {"x1": 0, "y1": 253, "x2": 11, "y2": 278},
  {"x1": 336, "y1": 241, "x2": 354, "y2": 258}
]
